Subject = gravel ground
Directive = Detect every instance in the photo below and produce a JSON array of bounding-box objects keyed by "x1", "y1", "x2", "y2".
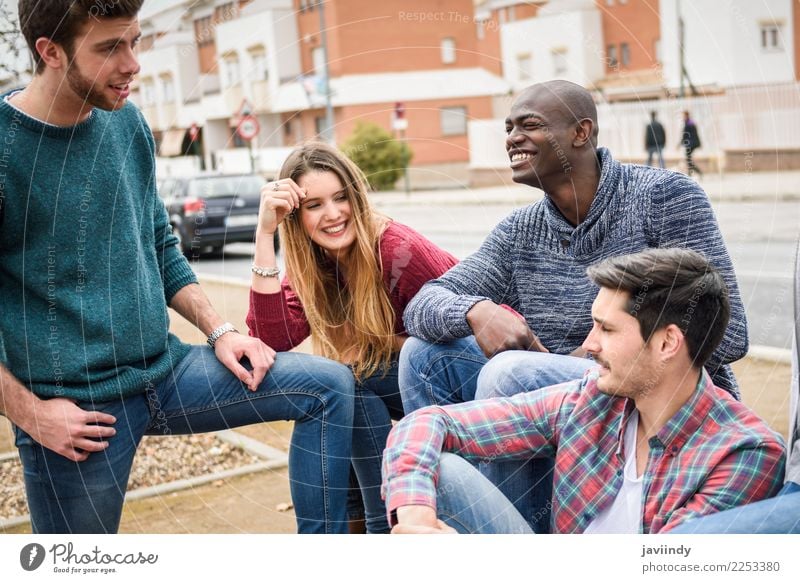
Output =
[{"x1": 0, "y1": 433, "x2": 261, "y2": 521}]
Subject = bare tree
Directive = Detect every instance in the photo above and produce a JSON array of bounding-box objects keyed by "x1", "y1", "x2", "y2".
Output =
[{"x1": 0, "y1": 1, "x2": 31, "y2": 88}]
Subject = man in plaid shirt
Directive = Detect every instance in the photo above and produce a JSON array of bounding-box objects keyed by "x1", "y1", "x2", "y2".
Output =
[{"x1": 382, "y1": 249, "x2": 785, "y2": 534}]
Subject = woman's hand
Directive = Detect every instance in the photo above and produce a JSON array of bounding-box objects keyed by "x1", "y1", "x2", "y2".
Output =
[{"x1": 258, "y1": 178, "x2": 306, "y2": 235}]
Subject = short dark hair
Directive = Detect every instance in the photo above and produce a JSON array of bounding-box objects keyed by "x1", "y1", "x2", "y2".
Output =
[
  {"x1": 18, "y1": 0, "x2": 144, "y2": 73},
  {"x1": 586, "y1": 248, "x2": 731, "y2": 368}
]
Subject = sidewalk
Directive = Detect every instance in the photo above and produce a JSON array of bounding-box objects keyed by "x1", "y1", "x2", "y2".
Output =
[
  {"x1": 0, "y1": 277, "x2": 793, "y2": 533},
  {"x1": 369, "y1": 169, "x2": 800, "y2": 207}
]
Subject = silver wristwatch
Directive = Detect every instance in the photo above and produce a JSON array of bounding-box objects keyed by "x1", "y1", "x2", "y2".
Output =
[{"x1": 207, "y1": 322, "x2": 238, "y2": 348}]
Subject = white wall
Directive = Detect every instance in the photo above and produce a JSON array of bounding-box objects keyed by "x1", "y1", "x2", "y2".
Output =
[
  {"x1": 215, "y1": 8, "x2": 301, "y2": 102},
  {"x1": 500, "y1": 3, "x2": 604, "y2": 89},
  {"x1": 660, "y1": 0, "x2": 795, "y2": 89}
]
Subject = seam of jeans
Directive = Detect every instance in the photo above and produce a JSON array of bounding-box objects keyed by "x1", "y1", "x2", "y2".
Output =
[{"x1": 158, "y1": 387, "x2": 331, "y2": 419}]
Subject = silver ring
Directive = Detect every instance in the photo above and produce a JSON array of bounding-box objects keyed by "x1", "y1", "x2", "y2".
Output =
[{"x1": 272, "y1": 182, "x2": 279, "y2": 191}]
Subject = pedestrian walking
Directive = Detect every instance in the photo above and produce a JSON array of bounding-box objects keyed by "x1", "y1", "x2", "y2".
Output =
[
  {"x1": 645, "y1": 110, "x2": 666, "y2": 168},
  {"x1": 681, "y1": 110, "x2": 703, "y2": 177}
]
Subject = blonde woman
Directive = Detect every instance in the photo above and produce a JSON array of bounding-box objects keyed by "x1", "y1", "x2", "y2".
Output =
[{"x1": 246, "y1": 142, "x2": 457, "y2": 533}]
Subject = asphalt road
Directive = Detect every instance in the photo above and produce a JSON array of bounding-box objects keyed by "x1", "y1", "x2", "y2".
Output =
[{"x1": 191, "y1": 198, "x2": 799, "y2": 350}]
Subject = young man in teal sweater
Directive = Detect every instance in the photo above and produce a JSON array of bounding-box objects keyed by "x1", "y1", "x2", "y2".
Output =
[{"x1": 0, "y1": 0, "x2": 354, "y2": 534}]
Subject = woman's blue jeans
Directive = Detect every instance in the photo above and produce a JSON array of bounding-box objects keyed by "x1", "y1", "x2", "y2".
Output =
[
  {"x1": 350, "y1": 360, "x2": 405, "y2": 534},
  {"x1": 399, "y1": 337, "x2": 593, "y2": 533},
  {"x1": 14, "y1": 347, "x2": 355, "y2": 534}
]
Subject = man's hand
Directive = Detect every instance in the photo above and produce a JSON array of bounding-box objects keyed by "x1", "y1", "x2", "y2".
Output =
[
  {"x1": 19, "y1": 398, "x2": 116, "y2": 462},
  {"x1": 391, "y1": 505, "x2": 457, "y2": 534},
  {"x1": 466, "y1": 300, "x2": 548, "y2": 357},
  {"x1": 214, "y1": 332, "x2": 276, "y2": 391}
]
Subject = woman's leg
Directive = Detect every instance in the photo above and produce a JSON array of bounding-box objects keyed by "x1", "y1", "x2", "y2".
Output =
[{"x1": 351, "y1": 361, "x2": 405, "y2": 533}]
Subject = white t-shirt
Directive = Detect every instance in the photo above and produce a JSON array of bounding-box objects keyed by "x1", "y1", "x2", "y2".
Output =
[{"x1": 584, "y1": 410, "x2": 644, "y2": 534}]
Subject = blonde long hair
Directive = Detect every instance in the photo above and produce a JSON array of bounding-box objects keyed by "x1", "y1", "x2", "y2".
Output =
[{"x1": 279, "y1": 142, "x2": 397, "y2": 380}]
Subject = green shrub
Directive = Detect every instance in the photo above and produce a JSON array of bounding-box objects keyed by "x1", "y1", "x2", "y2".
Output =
[{"x1": 340, "y1": 122, "x2": 412, "y2": 191}]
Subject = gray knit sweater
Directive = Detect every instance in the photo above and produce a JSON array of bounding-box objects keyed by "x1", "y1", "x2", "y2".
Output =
[{"x1": 403, "y1": 148, "x2": 747, "y2": 396}]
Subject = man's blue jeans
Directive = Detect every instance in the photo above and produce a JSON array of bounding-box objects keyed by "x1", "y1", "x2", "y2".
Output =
[
  {"x1": 436, "y1": 453, "x2": 533, "y2": 534},
  {"x1": 669, "y1": 482, "x2": 800, "y2": 534},
  {"x1": 14, "y1": 347, "x2": 355, "y2": 534},
  {"x1": 399, "y1": 337, "x2": 593, "y2": 533},
  {"x1": 350, "y1": 360, "x2": 404, "y2": 534}
]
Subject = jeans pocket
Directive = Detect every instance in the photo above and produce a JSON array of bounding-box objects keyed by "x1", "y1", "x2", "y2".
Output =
[{"x1": 13, "y1": 424, "x2": 33, "y2": 448}]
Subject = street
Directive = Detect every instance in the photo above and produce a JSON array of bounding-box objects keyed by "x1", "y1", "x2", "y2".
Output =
[{"x1": 190, "y1": 197, "x2": 799, "y2": 350}]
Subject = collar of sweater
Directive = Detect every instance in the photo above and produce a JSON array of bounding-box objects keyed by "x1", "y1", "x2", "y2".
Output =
[
  {"x1": 0, "y1": 88, "x2": 100, "y2": 139},
  {"x1": 542, "y1": 147, "x2": 622, "y2": 248}
]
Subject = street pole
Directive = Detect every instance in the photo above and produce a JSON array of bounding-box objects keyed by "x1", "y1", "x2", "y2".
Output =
[
  {"x1": 678, "y1": 0, "x2": 685, "y2": 99},
  {"x1": 317, "y1": 1, "x2": 335, "y2": 144}
]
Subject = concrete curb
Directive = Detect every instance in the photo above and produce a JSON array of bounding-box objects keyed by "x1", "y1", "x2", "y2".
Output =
[{"x1": 0, "y1": 429, "x2": 289, "y2": 531}]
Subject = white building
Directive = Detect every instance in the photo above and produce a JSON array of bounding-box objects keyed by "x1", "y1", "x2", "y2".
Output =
[
  {"x1": 499, "y1": 0, "x2": 604, "y2": 90},
  {"x1": 660, "y1": 0, "x2": 795, "y2": 90}
]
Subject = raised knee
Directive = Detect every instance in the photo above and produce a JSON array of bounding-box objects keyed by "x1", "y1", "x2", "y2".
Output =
[{"x1": 475, "y1": 351, "x2": 529, "y2": 400}]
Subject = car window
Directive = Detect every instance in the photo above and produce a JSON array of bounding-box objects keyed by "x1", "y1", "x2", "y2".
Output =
[{"x1": 188, "y1": 175, "x2": 264, "y2": 198}]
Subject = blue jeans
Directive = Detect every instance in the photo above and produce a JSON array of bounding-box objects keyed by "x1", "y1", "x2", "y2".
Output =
[
  {"x1": 399, "y1": 337, "x2": 593, "y2": 533},
  {"x1": 14, "y1": 347, "x2": 355, "y2": 534},
  {"x1": 436, "y1": 453, "x2": 533, "y2": 534},
  {"x1": 646, "y1": 146, "x2": 665, "y2": 168},
  {"x1": 350, "y1": 360, "x2": 404, "y2": 534},
  {"x1": 669, "y1": 482, "x2": 800, "y2": 534}
]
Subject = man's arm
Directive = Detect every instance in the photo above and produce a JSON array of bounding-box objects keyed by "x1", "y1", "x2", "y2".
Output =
[
  {"x1": 169, "y1": 284, "x2": 276, "y2": 392},
  {"x1": 381, "y1": 385, "x2": 570, "y2": 529},
  {"x1": 650, "y1": 174, "x2": 749, "y2": 384},
  {"x1": 659, "y1": 441, "x2": 785, "y2": 532},
  {"x1": 402, "y1": 210, "x2": 544, "y2": 355},
  {"x1": 0, "y1": 364, "x2": 116, "y2": 461}
]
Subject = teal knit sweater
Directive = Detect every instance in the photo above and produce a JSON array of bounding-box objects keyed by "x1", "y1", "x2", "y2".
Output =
[{"x1": 0, "y1": 94, "x2": 196, "y2": 401}]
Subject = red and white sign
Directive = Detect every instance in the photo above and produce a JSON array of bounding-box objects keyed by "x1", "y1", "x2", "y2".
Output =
[{"x1": 236, "y1": 115, "x2": 260, "y2": 141}]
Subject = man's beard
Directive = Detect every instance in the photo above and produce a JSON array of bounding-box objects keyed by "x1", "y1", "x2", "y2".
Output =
[{"x1": 66, "y1": 62, "x2": 123, "y2": 112}]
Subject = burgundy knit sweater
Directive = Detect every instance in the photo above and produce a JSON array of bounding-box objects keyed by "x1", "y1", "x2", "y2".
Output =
[{"x1": 246, "y1": 221, "x2": 458, "y2": 351}]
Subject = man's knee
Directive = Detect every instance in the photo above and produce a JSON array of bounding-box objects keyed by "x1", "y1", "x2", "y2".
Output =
[
  {"x1": 475, "y1": 351, "x2": 537, "y2": 400},
  {"x1": 475, "y1": 351, "x2": 592, "y2": 400}
]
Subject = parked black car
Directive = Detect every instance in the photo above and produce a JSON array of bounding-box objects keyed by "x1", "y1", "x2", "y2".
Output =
[{"x1": 158, "y1": 173, "x2": 277, "y2": 258}]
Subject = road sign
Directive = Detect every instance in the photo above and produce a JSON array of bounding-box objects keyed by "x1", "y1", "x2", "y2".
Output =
[{"x1": 237, "y1": 115, "x2": 260, "y2": 141}]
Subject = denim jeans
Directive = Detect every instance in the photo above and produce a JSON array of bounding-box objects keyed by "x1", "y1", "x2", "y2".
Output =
[
  {"x1": 436, "y1": 453, "x2": 534, "y2": 534},
  {"x1": 14, "y1": 347, "x2": 355, "y2": 534},
  {"x1": 399, "y1": 337, "x2": 593, "y2": 533},
  {"x1": 668, "y1": 482, "x2": 800, "y2": 534},
  {"x1": 350, "y1": 360, "x2": 405, "y2": 534},
  {"x1": 646, "y1": 146, "x2": 665, "y2": 168}
]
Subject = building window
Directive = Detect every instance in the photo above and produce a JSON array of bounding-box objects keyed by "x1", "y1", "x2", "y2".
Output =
[
  {"x1": 249, "y1": 47, "x2": 268, "y2": 81},
  {"x1": 312, "y1": 46, "x2": 325, "y2": 74},
  {"x1": 605, "y1": 0, "x2": 614, "y2": 6},
  {"x1": 517, "y1": 53, "x2": 532, "y2": 81},
  {"x1": 140, "y1": 78, "x2": 155, "y2": 106},
  {"x1": 552, "y1": 49, "x2": 568, "y2": 77},
  {"x1": 760, "y1": 23, "x2": 783, "y2": 50},
  {"x1": 440, "y1": 106, "x2": 467, "y2": 136},
  {"x1": 476, "y1": 20, "x2": 485, "y2": 41},
  {"x1": 620, "y1": 43, "x2": 630, "y2": 67},
  {"x1": 654, "y1": 39, "x2": 662, "y2": 63},
  {"x1": 194, "y1": 16, "x2": 214, "y2": 46},
  {"x1": 160, "y1": 75, "x2": 175, "y2": 103},
  {"x1": 214, "y1": 2, "x2": 237, "y2": 23},
  {"x1": 507, "y1": 5, "x2": 515, "y2": 22},
  {"x1": 441, "y1": 37, "x2": 456, "y2": 64},
  {"x1": 224, "y1": 55, "x2": 241, "y2": 86},
  {"x1": 607, "y1": 44, "x2": 618, "y2": 68},
  {"x1": 315, "y1": 115, "x2": 329, "y2": 137}
]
